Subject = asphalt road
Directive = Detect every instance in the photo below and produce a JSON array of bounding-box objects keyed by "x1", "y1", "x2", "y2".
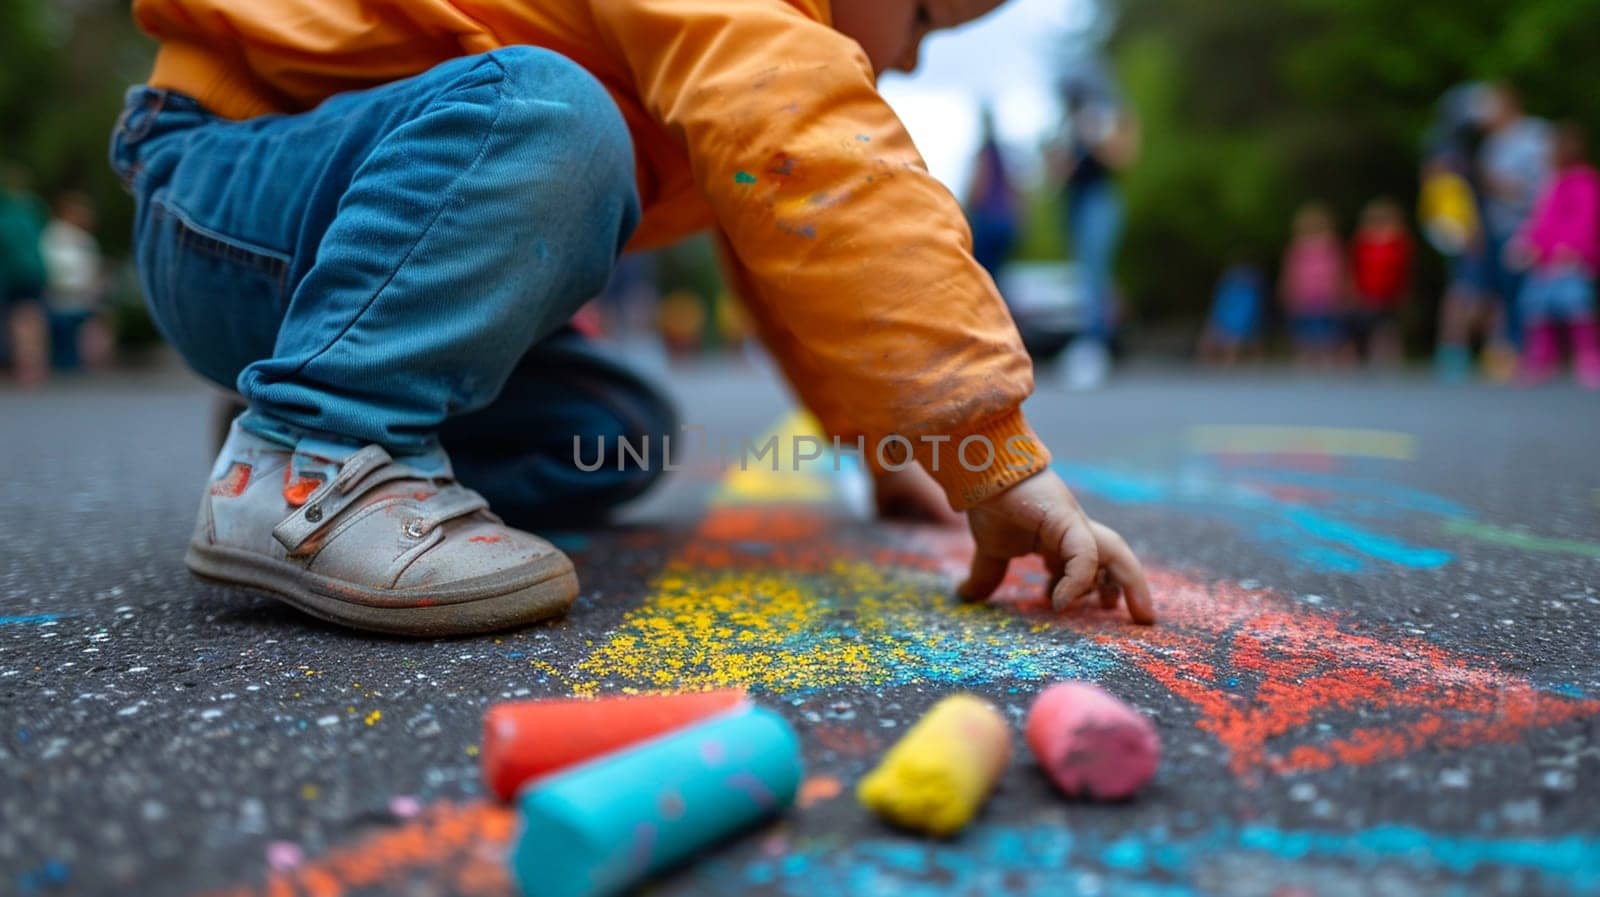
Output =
[{"x1": 2, "y1": 354, "x2": 1598, "y2": 897}]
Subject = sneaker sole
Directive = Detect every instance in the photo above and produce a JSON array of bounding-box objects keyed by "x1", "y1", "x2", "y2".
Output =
[{"x1": 185, "y1": 542, "x2": 578, "y2": 637}]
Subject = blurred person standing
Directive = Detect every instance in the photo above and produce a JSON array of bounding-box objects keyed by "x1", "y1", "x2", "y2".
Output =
[
  {"x1": 1279, "y1": 203, "x2": 1346, "y2": 369},
  {"x1": 1508, "y1": 122, "x2": 1600, "y2": 389},
  {"x1": 41, "y1": 191, "x2": 113, "y2": 372},
  {"x1": 1478, "y1": 84, "x2": 1551, "y2": 367},
  {"x1": 1349, "y1": 198, "x2": 1413, "y2": 367},
  {"x1": 1421, "y1": 84, "x2": 1494, "y2": 382},
  {"x1": 1198, "y1": 261, "x2": 1264, "y2": 369},
  {"x1": 1051, "y1": 80, "x2": 1139, "y2": 387},
  {"x1": 0, "y1": 166, "x2": 51, "y2": 386},
  {"x1": 965, "y1": 106, "x2": 1020, "y2": 279}
]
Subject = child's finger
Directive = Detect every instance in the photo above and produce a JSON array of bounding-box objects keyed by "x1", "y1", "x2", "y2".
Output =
[
  {"x1": 1091, "y1": 521, "x2": 1156, "y2": 624},
  {"x1": 959, "y1": 552, "x2": 1012, "y2": 603},
  {"x1": 1048, "y1": 517, "x2": 1100, "y2": 613}
]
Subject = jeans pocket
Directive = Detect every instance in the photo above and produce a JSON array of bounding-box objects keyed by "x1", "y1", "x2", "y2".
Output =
[{"x1": 140, "y1": 195, "x2": 292, "y2": 390}]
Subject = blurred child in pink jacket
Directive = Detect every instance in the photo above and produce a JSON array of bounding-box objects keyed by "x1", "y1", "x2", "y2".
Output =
[
  {"x1": 1279, "y1": 203, "x2": 1346, "y2": 368},
  {"x1": 1512, "y1": 122, "x2": 1600, "y2": 388}
]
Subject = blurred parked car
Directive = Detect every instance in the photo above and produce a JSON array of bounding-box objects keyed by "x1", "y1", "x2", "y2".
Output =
[{"x1": 997, "y1": 261, "x2": 1091, "y2": 363}]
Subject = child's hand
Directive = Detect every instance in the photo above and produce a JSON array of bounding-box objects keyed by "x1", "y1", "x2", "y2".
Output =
[
  {"x1": 958, "y1": 470, "x2": 1155, "y2": 624},
  {"x1": 873, "y1": 464, "x2": 964, "y2": 526}
]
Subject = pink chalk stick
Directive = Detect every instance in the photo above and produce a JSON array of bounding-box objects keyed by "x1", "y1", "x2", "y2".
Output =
[{"x1": 1026, "y1": 682, "x2": 1160, "y2": 801}]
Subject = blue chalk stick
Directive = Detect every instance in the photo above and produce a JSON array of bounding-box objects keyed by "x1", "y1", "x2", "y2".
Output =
[{"x1": 511, "y1": 705, "x2": 802, "y2": 897}]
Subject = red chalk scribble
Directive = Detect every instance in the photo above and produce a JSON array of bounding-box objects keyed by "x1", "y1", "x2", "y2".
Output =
[
  {"x1": 798, "y1": 775, "x2": 845, "y2": 808},
  {"x1": 1086, "y1": 571, "x2": 1600, "y2": 780},
  {"x1": 469, "y1": 535, "x2": 503, "y2": 544},
  {"x1": 192, "y1": 801, "x2": 513, "y2": 897},
  {"x1": 699, "y1": 506, "x2": 829, "y2": 543},
  {"x1": 1214, "y1": 452, "x2": 1338, "y2": 472},
  {"x1": 1241, "y1": 481, "x2": 1335, "y2": 505}
]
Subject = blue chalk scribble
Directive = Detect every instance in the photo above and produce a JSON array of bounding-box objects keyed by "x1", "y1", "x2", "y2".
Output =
[{"x1": 707, "y1": 821, "x2": 1600, "y2": 897}]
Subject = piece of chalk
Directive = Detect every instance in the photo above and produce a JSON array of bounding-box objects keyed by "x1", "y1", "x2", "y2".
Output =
[
  {"x1": 483, "y1": 689, "x2": 748, "y2": 801},
  {"x1": 1026, "y1": 682, "x2": 1160, "y2": 800},
  {"x1": 856, "y1": 694, "x2": 1010, "y2": 836},
  {"x1": 511, "y1": 705, "x2": 802, "y2": 897}
]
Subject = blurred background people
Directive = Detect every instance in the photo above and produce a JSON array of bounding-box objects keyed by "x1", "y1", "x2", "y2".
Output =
[
  {"x1": 965, "y1": 106, "x2": 1022, "y2": 280},
  {"x1": 1198, "y1": 260, "x2": 1264, "y2": 368},
  {"x1": 1, "y1": 166, "x2": 51, "y2": 386},
  {"x1": 1348, "y1": 198, "x2": 1414, "y2": 367},
  {"x1": 1279, "y1": 203, "x2": 1346, "y2": 369},
  {"x1": 1508, "y1": 122, "x2": 1600, "y2": 388},
  {"x1": 1478, "y1": 83, "x2": 1551, "y2": 361},
  {"x1": 41, "y1": 190, "x2": 113, "y2": 373}
]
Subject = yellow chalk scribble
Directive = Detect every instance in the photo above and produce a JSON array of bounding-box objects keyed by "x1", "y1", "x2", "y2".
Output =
[
  {"x1": 571, "y1": 561, "x2": 1115, "y2": 696},
  {"x1": 1186, "y1": 425, "x2": 1415, "y2": 460}
]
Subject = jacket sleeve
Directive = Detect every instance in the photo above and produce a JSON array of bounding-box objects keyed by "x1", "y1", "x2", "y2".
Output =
[{"x1": 589, "y1": 0, "x2": 1048, "y2": 507}]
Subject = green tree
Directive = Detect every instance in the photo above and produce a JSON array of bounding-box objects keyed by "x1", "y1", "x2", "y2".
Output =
[{"x1": 1, "y1": 0, "x2": 154, "y2": 256}]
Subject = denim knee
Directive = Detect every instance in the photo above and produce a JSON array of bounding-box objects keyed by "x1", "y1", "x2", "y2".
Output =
[{"x1": 483, "y1": 46, "x2": 640, "y2": 296}]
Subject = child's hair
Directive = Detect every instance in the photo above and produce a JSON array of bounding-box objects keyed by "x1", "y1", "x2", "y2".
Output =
[
  {"x1": 53, "y1": 191, "x2": 97, "y2": 229},
  {"x1": 1360, "y1": 197, "x2": 1404, "y2": 231},
  {"x1": 1292, "y1": 202, "x2": 1335, "y2": 239},
  {"x1": 1553, "y1": 121, "x2": 1588, "y2": 169}
]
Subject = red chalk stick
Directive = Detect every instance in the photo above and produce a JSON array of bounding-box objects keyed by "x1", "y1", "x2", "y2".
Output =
[
  {"x1": 1026, "y1": 682, "x2": 1160, "y2": 801},
  {"x1": 482, "y1": 689, "x2": 748, "y2": 802}
]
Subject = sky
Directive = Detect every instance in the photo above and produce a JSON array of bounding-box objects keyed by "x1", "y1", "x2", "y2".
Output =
[{"x1": 879, "y1": 0, "x2": 1100, "y2": 194}]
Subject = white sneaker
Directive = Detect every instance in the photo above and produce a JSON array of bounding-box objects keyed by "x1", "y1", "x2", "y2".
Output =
[
  {"x1": 1065, "y1": 338, "x2": 1111, "y2": 391},
  {"x1": 186, "y1": 422, "x2": 578, "y2": 636}
]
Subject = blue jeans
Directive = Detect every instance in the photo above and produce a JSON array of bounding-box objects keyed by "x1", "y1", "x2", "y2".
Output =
[
  {"x1": 1519, "y1": 266, "x2": 1597, "y2": 326},
  {"x1": 1065, "y1": 181, "x2": 1123, "y2": 340},
  {"x1": 110, "y1": 48, "x2": 673, "y2": 525},
  {"x1": 1485, "y1": 229, "x2": 1527, "y2": 347}
]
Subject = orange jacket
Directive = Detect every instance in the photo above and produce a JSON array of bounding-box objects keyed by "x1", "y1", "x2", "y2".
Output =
[{"x1": 134, "y1": 0, "x2": 1047, "y2": 507}]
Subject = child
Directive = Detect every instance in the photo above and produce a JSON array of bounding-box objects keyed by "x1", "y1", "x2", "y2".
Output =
[
  {"x1": 1198, "y1": 262, "x2": 1264, "y2": 368},
  {"x1": 1510, "y1": 122, "x2": 1600, "y2": 388},
  {"x1": 41, "y1": 192, "x2": 113, "y2": 372},
  {"x1": 1349, "y1": 198, "x2": 1414, "y2": 366},
  {"x1": 1420, "y1": 154, "x2": 1494, "y2": 382},
  {"x1": 965, "y1": 105, "x2": 1020, "y2": 278},
  {"x1": 112, "y1": 0, "x2": 1153, "y2": 635},
  {"x1": 0, "y1": 167, "x2": 50, "y2": 386},
  {"x1": 1279, "y1": 203, "x2": 1345, "y2": 368}
]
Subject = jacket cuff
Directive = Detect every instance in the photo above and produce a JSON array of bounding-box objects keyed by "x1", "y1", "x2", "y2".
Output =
[{"x1": 918, "y1": 409, "x2": 1051, "y2": 511}]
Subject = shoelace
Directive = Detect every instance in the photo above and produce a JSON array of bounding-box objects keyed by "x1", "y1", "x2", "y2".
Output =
[{"x1": 272, "y1": 445, "x2": 489, "y2": 554}]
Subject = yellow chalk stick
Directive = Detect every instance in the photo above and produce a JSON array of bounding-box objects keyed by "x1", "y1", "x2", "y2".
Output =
[{"x1": 856, "y1": 694, "x2": 1011, "y2": 836}]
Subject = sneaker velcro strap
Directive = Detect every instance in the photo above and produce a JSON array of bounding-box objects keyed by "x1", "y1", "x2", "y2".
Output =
[
  {"x1": 272, "y1": 445, "x2": 428, "y2": 553},
  {"x1": 411, "y1": 485, "x2": 491, "y2": 537}
]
